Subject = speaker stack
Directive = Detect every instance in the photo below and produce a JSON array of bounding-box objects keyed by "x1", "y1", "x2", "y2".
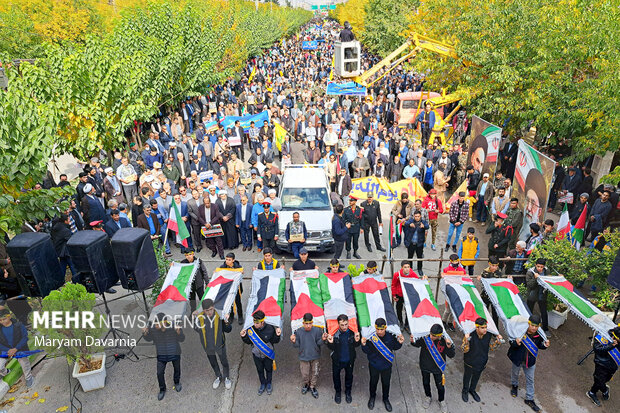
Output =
[
  {"x1": 66, "y1": 231, "x2": 119, "y2": 294},
  {"x1": 6, "y1": 233, "x2": 65, "y2": 297},
  {"x1": 111, "y1": 228, "x2": 159, "y2": 292}
]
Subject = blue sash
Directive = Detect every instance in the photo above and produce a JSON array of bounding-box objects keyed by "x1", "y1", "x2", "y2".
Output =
[
  {"x1": 0, "y1": 349, "x2": 43, "y2": 359},
  {"x1": 247, "y1": 327, "x2": 275, "y2": 360},
  {"x1": 423, "y1": 336, "x2": 446, "y2": 372},
  {"x1": 521, "y1": 335, "x2": 539, "y2": 358},
  {"x1": 370, "y1": 333, "x2": 394, "y2": 364},
  {"x1": 595, "y1": 334, "x2": 620, "y2": 367}
]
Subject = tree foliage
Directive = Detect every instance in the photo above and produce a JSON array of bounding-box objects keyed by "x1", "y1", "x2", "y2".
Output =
[
  {"x1": 528, "y1": 233, "x2": 620, "y2": 311},
  {"x1": 361, "y1": 0, "x2": 419, "y2": 57},
  {"x1": 333, "y1": 0, "x2": 620, "y2": 164},
  {"x1": 0, "y1": 0, "x2": 311, "y2": 236}
]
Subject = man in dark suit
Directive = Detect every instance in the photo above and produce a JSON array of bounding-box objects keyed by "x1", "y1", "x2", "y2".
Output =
[
  {"x1": 198, "y1": 194, "x2": 225, "y2": 259},
  {"x1": 233, "y1": 120, "x2": 245, "y2": 161},
  {"x1": 171, "y1": 193, "x2": 192, "y2": 252},
  {"x1": 187, "y1": 189, "x2": 203, "y2": 252},
  {"x1": 500, "y1": 138, "x2": 518, "y2": 179},
  {"x1": 235, "y1": 195, "x2": 253, "y2": 251},
  {"x1": 137, "y1": 204, "x2": 161, "y2": 241},
  {"x1": 562, "y1": 167, "x2": 582, "y2": 211},
  {"x1": 81, "y1": 183, "x2": 106, "y2": 225},
  {"x1": 104, "y1": 209, "x2": 131, "y2": 238}
]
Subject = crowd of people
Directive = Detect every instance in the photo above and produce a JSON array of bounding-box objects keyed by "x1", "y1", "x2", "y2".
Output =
[{"x1": 0, "y1": 17, "x2": 619, "y2": 411}]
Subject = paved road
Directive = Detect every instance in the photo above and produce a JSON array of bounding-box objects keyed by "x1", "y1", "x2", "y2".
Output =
[{"x1": 5, "y1": 206, "x2": 617, "y2": 413}]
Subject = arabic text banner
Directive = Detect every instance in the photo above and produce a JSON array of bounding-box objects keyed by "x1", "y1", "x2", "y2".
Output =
[{"x1": 350, "y1": 177, "x2": 427, "y2": 204}]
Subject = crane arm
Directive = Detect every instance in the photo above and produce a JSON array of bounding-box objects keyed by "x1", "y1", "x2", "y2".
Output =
[{"x1": 352, "y1": 32, "x2": 466, "y2": 87}]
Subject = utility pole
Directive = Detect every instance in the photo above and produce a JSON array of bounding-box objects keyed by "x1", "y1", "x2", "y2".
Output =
[{"x1": 255, "y1": 0, "x2": 258, "y2": 11}]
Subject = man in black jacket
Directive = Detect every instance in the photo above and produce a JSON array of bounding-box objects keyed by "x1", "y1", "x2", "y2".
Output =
[
  {"x1": 461, "y1": 317, "x2": 503, "y2": 403},
  {"x1": 411, "y1": 324, "x2": 455, "y2": 412},
  {"x1": 507, "y1": 315, "x2": 549, "y2": 412},
  {"x1": 193, "y1": 299, "x2": 232, "y2": 390},
  {"x1": 361, "y1": 318, "x2": 405, "y2": 412},
  {"x1": 587, "y1": 326, "x2": 620, "y2": 407},
  {"x1": 143, "y1": 313, "x2": 186, "y2": 401},
  {"x1": 486, "y1": 212, "x2": 512, "y2": 264},
  {"x1": 50, "y1": 214, "x2": 77, "y2": 282},
  {"x1": 343, "y1": 196, "x2": 363, "y2": 259},
  {"x1": 331, "y1": 204, "x2": 348, "y2": 259},
  {"x1": 325, "y1": 314, "x2": 361, "y2": 404},
  {"x1": 240, "y1": 310, "x2": 282, "y2": 396},
  {"x1": 360, "y1": 193, "x2": 385, "y2": 252}
]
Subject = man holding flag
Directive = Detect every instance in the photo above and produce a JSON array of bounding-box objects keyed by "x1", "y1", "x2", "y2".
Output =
[
  {"x1": 361, "y1": 318, "x2": 405, "y2": 412},
  {"x1": 411, "y1": 324, "x2": 455, "y2": 412},
  {"x1": 240, "y1": 310, "x2": 282, "y2": 396},
  {"x1": 507, "y1": 315, "x2": 549, "y2": 412},
  {"x1": 570, "y1": 193, "x2": 590, "y2": 249},
  {"x1": 168, "y1": 193, "x2": 192, "y2": 253}
]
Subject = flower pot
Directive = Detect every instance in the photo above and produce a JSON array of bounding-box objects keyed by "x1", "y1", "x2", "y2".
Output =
[
  {"x1": 72, "y1": 353, "x2": 106, "y2": 392},
  {"x1": 548, "y1": 308, "x2": 569, "y2": 329}
]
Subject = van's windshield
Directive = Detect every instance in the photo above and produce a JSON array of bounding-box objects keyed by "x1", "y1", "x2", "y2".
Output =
[
  {"x1": 401, "y1": 100, "x2": 421, "y2": 110},
  {"x1": 281, "y1": 187, "x2": 331, "y2": 211}
]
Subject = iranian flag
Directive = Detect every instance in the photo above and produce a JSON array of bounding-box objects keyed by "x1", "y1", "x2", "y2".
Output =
[
  {"x1": 352, "y1": 273, "x2": 401, "y2": 338},
  {"x1": 200, "y1": 268, "x2": 243, "y2": 317},
  {"x1": 538, "y1": 275, "x2": 616, "y2": 336},
  {"x1": 243, "y1": 268, "x2": 287, "y2": 330},
  {"x1": 151, "y1": 261, "x2": 198, "y2": 320},
  {"x1": 571, "y1": 204, "x2": 588, "y2": 249},
  {"x1": 441, "y1": 276, "x2": 499, "y2": 335},
  {"x1": 514, "y1": 140, "x2": 542, "y2": 191},
  {"x1": 290, "y1": 270, "x2": 326, "y2": 331},
  {"x1": 481, "y1": 278, "x2": 545, "y2": 340},
  {"x1": 481, "y1": 125, "x2": 501, "y2": 163},
  {"x1": 320, "y1": 272, "x2": 358, "y2": 334},
  {"x1": 556, "y1": 204, "x2": 570, "y2": 240},
  {"x1": 400, "y1": 277, "x2": 449, "y2": 341},
  {"x1": 168, "y1": 202, "x2": 190, "y2": 248}
]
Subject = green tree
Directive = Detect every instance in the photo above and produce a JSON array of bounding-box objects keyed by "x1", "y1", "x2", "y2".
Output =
[{"x1": 361, "y1": 0, "x2": 419, "y2": 57}]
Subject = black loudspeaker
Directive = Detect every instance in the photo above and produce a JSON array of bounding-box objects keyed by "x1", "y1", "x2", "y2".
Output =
[
  {"x1": 66, "y1": 231, "x2": 119, "y2": 294},
  {"x1": 607, "y1": 248, "x2": 620, "y2": 290},
  {"x1": 6, "y1": 233, "x2": 65, "y2": 297},
  {"x1": 111, "y1": 228, "x2": 159, "y2": 292}
]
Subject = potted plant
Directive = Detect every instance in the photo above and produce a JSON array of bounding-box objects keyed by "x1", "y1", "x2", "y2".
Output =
[
  {"x1": 33, "y1": 283, "x2": 107, "y2": 391},
  {"x1": 546, "y1": 295, "x2": 569, "y2": 329}
]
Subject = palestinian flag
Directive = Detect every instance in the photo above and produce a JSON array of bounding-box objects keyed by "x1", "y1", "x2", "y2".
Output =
[
  {"x1": 400, "y1": 277, "x2": 450, "y2": 341},
  {"x1": 352, "y1": 273, "x2": 401, "y2": 338},
  {"x1": 481, "y1": 278, "x2": 545, "y2": 340},
  {"x1": 514, "y1": 140, "x2": 542, "y2": 191},
  {"x1": 168, "y1": 202, "x2": 190, "y2": 248},
  {"x1": 538, "y1": 275, "x2": 616, "y2": 336},
  {"x1": 290, "y1": 270, "x2": 326, "y2": 331},
  {"x1": 441, "y1": 276, "x2": 499, "y2": 335},
  {"x1": 571, "y1": 204, "x2": 588, "y2": 249},
  {"x1": 151, "y1": 262, "x2": 198, "y2": 320},
  {"x1": 556, "y1": 204, "x2": 570, "y2": 240},
  {"x1": 320, "y1": 272, "x2": 358, "y2": 334},
  {"x1": 200, "y1": 268, "x2": 243, "y2": 317},
  {"x1": 243, "y1": 268, "x2": 287, "y2": 330}
]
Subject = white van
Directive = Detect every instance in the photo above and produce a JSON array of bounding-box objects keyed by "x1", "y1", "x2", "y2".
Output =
[{"x1": 276, "y1": 165, "x2": 334, "y2": 253}]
